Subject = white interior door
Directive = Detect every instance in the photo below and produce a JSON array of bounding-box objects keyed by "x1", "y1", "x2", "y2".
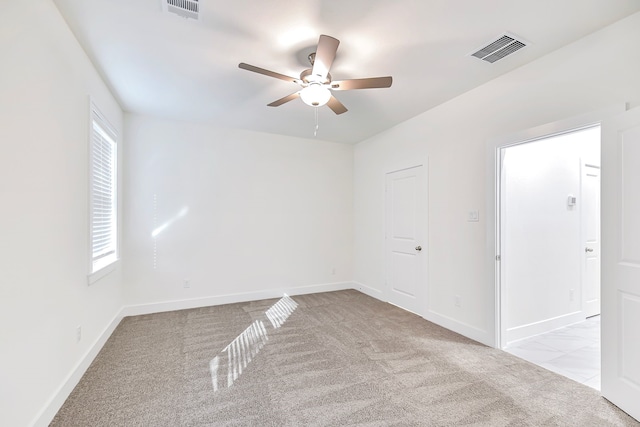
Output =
[
  {"x1": 581, "y1": 163, "x2": 601, "y2": 318},
  {"x1": 385, "y1": 165, "x2": 427, "y2": 316},
  {"x1": 601, "y1": 107, "x2": 640, "y2": 422}
]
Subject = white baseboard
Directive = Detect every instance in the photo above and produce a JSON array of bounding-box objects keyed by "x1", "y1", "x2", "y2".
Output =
[
  {"x1": 505, "y1": 311, "x2": 585, "y2": 345},
  {"x1": 31, "y1": 309, "x2": 125, "y2": 427},
  {"x1": 352, "y1": 281, "x2": 492, "y2": 346},
  {"x1": 352, "y1": 281, "x2": 384, "y2": 299},
  {"x1": 121, "y1": 281, "x2": 354, "y2": 317},
  {"x1": 423, "y1": 309, "x2": 492, "y2": 346},
  {"x1": 33, "y1": 281, "x2": 354, "y2": 426},
  {"x1": 36, "y1": 280, "x2": 499, "y2": 426}
]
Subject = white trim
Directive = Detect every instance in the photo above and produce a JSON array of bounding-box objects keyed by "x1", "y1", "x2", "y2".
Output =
[
  {"x1": 88, "y1": 98, "x2": 119, "y2": 280},
  {"x1": 424, "y1": 309, "x2": 490, "y2": 345},
  {"x1": 30, "y1": 278, "x2": 502, "y2": 426},
  {"x1": 31, "y1": 281, "x2": 354, "y2": 426},
  {"x1": 89, "y1": 98, "x2": 118, "y2": 138},
  {"x1": 504, "y1": 311, "x2": 585, "y2": 345},
  {"x1": 486, "y1": 104, "x2": 625, "y2": 349},
  {"x1": 384, "y1": 157, "x2": 429, "y2": 317},
  {"x1": 30, "y1": 309, "x2": 125, "y2": 427},
  {"x1": 87, "y1": 259, "x2": 119, "y2": 285},
  {"x1": 353, "y1": 279, "x2": 491, "y2": 345},
  {"x1": 353, "y1": 281, "x2": 384, "y2": 299},
  {"x1": 121, "y1": 281, "x2": 355, "y2": 317}
]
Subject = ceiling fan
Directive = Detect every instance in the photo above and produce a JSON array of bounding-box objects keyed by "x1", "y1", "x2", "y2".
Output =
[{"x1": 239, "y1": 34, "x2": 392, "y2": 115}]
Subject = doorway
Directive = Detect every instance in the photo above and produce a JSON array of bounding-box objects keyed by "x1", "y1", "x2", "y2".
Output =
[
  {"x1": 385, "y1": 164, "x2": 428, "y2": 316},
  {"x1": 498, "y1": 125, "x2": 601, "y2": 388}
]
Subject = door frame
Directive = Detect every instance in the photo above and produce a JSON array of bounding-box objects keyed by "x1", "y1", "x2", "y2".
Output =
[
  {"x1": 384, "y1": 158, "x2": 429, "y2": 317},
  {"x1": 581, "y1": 162, "x2": 602, "y2": 318},
  {"x1": 486, "y1": 105, "x2": 624, "y2": 349}
]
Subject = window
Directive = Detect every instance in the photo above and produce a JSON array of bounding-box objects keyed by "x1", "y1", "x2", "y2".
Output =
[{"x1": 89, "y1": 103, "x2": 118, "y2": 278}]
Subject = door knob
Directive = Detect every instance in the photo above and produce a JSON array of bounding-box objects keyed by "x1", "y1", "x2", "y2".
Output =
[
  {"x1": 585, "y1": 247, "x2": 594, "y2": 253},
  {"x1": 415, "y1": 246, "x2": 422, "y2": 251}
]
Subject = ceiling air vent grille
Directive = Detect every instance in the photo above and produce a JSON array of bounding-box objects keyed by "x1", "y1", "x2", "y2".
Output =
[
  {"x1": 163, "y1": 0, "x2": 200, "y2": 20},
  {"x1": 471, "y1": 34, "x2": 527, "y2": 63}
]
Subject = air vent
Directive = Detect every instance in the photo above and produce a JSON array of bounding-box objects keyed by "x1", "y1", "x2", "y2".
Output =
[
  {"x1": 471, "y1": 34, "x2": 527, "y2": 63},
  {"x1": 162, "y1": 0, "x2": 200, "y2": 20}
]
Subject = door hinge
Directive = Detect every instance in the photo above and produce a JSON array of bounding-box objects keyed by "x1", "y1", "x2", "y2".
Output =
[{"x1": 496, "y1": 255, "x2": 501, "y2": 261}]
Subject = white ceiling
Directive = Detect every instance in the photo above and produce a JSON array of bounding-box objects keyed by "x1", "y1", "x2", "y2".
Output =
[{"x1": 53, "y1": 0, "x2": 640, "y2": 143}]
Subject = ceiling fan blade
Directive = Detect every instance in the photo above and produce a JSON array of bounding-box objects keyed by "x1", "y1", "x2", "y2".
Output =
[
  {"x1": 311, "y1": 35, "x2": 340, "y2": 81},
  {"x1": 267, "y1": 92, "x2": 300, "y2": 107},
  {"x1": 327, "y1": 96, "x2": 348, "y2": 115},
  {"x1": 239, "y1": 63, "x2": 298, "y2": 83},
  {"x1": 330, "y1": 76, "x2": 393, "y2": 90}
]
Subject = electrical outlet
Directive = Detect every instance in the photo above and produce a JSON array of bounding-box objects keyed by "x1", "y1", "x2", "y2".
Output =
[
  {"x1": 331, "y1": 267, "x2": 336, "y2": 275},
  {"x1": 76, "y1": 326, "x2": 82, "y2": 343},
  {"x1": 569, "y1": 289, "x2": 575, "y2": 302},
  {"x1": 455, "y1": 295, "x2": 461, "y2": 307},
  {"x1": 183, "y1": 279, "x2": 190, "y2": 289}
]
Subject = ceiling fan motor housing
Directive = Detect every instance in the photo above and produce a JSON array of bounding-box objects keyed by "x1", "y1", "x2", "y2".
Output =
[{"x1": 300, "y1": 69, "x2": 331, "y2": 85}]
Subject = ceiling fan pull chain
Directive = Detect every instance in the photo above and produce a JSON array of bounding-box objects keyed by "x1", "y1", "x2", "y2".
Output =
[{"x1": 314, "y1": 106, "x2": 319, "y2": 137}]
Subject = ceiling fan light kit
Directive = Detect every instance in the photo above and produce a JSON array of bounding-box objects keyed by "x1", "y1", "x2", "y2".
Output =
[
  {"x1": 239, "y1": 34, "x2": 393, "y2": 115},
  {"x1": 300, "y1": 83, "x2": 331, "y2": 107}
]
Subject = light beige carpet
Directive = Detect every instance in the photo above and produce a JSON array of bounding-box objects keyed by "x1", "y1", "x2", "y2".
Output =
[{"x1": 51, "y1": 290, "x2": 638, "y2": 426}]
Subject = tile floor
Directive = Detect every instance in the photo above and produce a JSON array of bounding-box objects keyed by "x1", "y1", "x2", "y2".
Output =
[{"x1": 505, "y1": 316, "x2": 601, "y2": 390}]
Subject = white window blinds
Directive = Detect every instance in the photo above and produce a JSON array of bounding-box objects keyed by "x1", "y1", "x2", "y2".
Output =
[{"x1": 90, "y1": 106, "x2": 118, "y2": 274}]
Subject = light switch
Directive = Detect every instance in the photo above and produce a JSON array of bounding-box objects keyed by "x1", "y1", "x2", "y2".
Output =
[{"x1": 468, "y1": 210, "x2": 480, "y2": 222}]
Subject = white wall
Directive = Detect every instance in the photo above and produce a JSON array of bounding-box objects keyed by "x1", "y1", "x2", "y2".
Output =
[
  {"x1": 353, "y1": 12, "x2": 640, "y2": 346},
  {"x1": 123, "y1": 115, "x2": 353, "y2": 311},
  {"x1": 502, "y1": 127, "x2": 600, "y2": 343},
  {"x1": 0, "y1": 1, "x2": 124, "y2": 426},
  {"x1": 3, "y1": 4, "x2": 639, "y2": 425}
]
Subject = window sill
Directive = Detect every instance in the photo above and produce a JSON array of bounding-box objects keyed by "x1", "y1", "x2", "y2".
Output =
[{"x1": 88, "y1": 259, "x2": 119, "y2": 285}]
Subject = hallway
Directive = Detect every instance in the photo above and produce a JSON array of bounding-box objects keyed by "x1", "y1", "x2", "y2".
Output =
[{"x1": 506, "y1": 316, "x2": 600, "y2": 390}]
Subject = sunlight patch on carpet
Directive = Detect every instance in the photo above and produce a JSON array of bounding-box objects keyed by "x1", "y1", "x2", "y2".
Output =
[{"x1": 209, "y1": 295, "x2": 298, "y2": 391}]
